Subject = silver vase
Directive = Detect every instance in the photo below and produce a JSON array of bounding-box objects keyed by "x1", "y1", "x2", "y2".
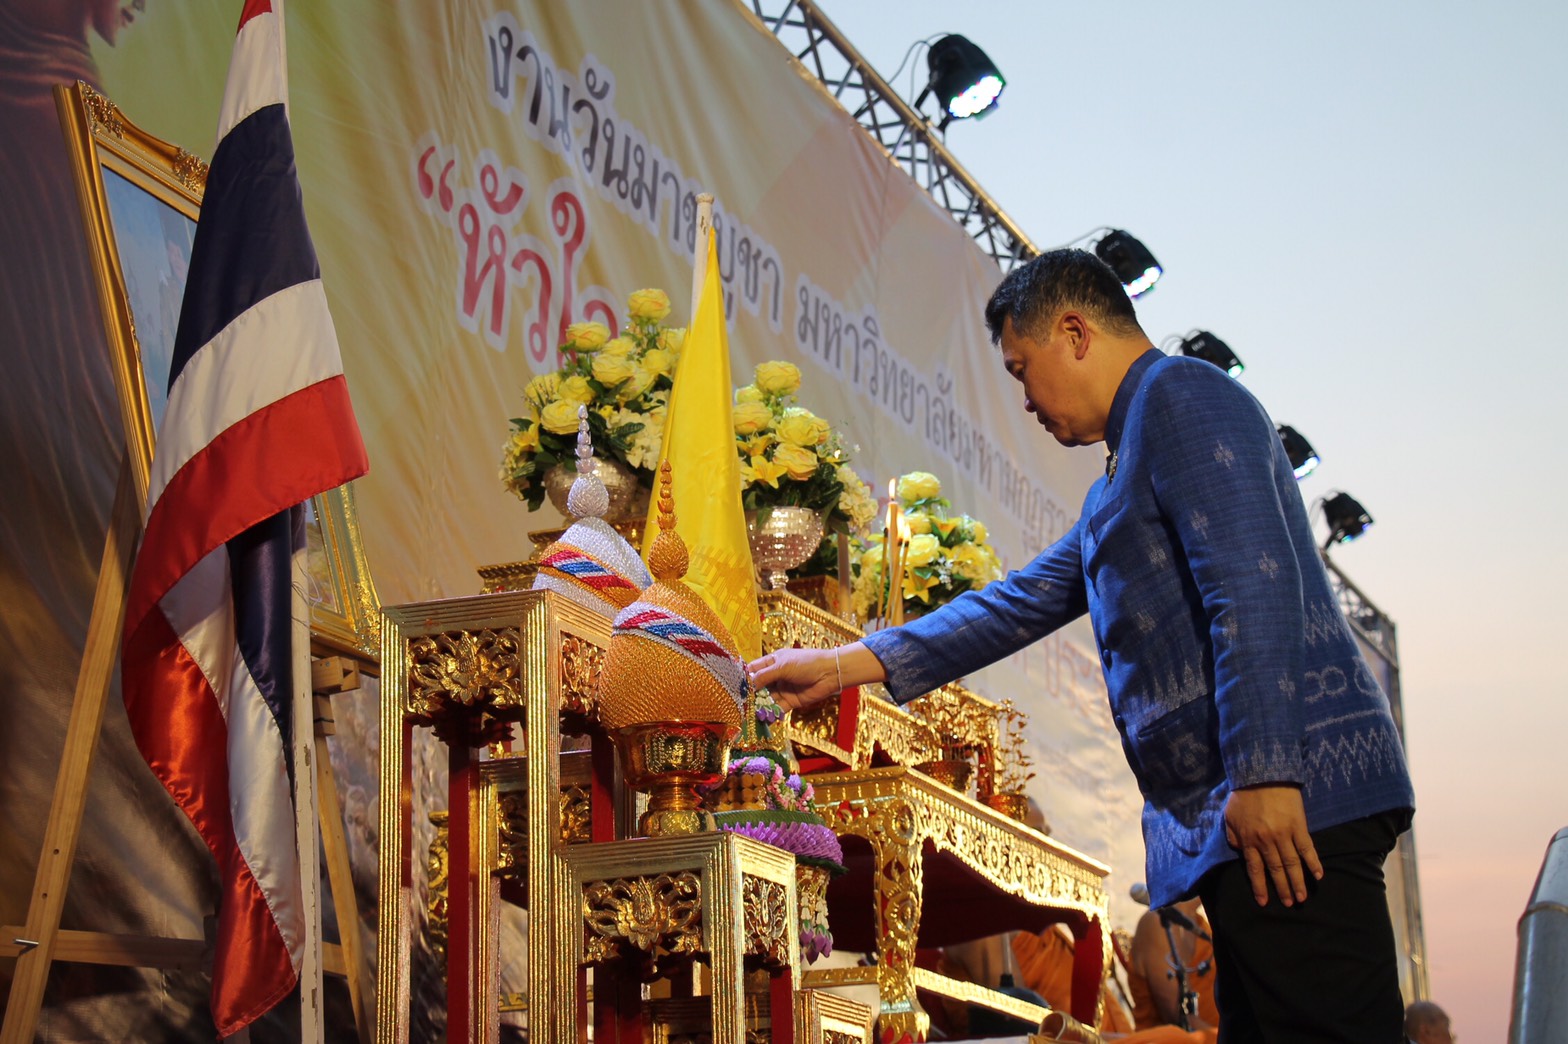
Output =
[
  {"x1": 544, "y1": 457, "x2": 649, "y2": 523},
  {"x1": 746, "y1": 507, "x2": 825, "y2": 590}
]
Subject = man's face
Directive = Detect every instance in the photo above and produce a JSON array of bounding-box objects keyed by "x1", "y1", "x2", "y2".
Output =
[
  {"x1": 1415, "y1": 1017, "x2": 1455, "y2": 1044},
  {"x1": 999, "y1": 314, "x2": 1102, "y2": 447}
]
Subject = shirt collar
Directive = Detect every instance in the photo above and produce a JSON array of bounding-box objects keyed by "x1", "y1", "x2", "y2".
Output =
[{"x1": 1104, "y1": 349, "x2": 1164, "y2": 458}]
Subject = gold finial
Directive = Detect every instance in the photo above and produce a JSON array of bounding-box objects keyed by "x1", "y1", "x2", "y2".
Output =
[{"x1": 647, "y1": 460, "x2": 688, "y2": 580}]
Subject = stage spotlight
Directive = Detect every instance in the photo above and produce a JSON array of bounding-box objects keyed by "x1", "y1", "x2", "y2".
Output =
[
  {"x1": 1322, "y1": 491, "x2": 1373, "y2": 547},
  {"x1": 1277, "y1": 425, "x2": 1320, "y2": 479},
  {"x1": 1174, "y1": 330, "x2": 1244, "y2": 378},
  {"x1": 1094, "y1": 229, "x2": 1163, "y2": 297},
  {"x1": 921, "y1": 35, "x2": 1005, "y2": 127}
]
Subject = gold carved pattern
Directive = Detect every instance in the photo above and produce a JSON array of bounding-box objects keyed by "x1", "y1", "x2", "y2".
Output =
[
  {"x1": 79, "y1": 82, "x2": 123, "y2": 137},
  {"x1": 906, "y1": 683, "x2": 1004, "y2": 797},
  {"x1": 560, "y1": 784, "x2": 592, "y2": 843},
  {"x1": 741, "y1": 875, "x2": 791, "y2": 967},
  {"x1": 855, "y1": 695, "x2": 942, "y2": 769},
  {"x1": 582, "y1": 871, "x2": 703, "y2": 969},
  {"x1": 406, "y1": 627, "x2": 523, "y2": 744},
  {"x1": 559, "y1": 633, "x2": 604, "y2": 718},
  {"x1": 826, "y1": 795, "x2": 925, "y2": 1038},
  {"x1": 494, "y1": 792, "x2": 527, "y2": 885},
  {"x1": 758, "y1": 590, "x2": 860, "y2": 653},
  {"x1": 427, "y1": 811, "x2": 450, "y2": 960},
  {"x1": 819, "y1": 771, "x2": 1109, "y2": 923},
  {"x1": 824, "y1": 1034, "x2": 859, "y2": 1044},
  {"x1": 171, "y1": 147, "x2": 209, "y2": 191}
]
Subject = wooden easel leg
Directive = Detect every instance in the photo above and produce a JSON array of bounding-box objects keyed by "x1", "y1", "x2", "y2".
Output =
[
  {"x1": 314, "y1": 693, "x2": 375, "y2": 1044},
  {"x1": 0, "y1": 460, "x2": 137, "y2": 1044}
]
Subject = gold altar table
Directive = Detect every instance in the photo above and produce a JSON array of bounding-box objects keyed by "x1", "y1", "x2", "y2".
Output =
[{"x1": 803, "y1": 766, "x2": 1111, "y2": 1041}]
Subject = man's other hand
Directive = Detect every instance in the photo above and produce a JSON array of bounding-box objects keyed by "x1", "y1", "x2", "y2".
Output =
[{"x1": 1223, "y1": 784, "x2": 1324, "y2": 907}]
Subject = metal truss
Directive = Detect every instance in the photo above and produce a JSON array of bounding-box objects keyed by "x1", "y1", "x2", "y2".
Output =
[
  {"x1": 1321, "y1": 553, "x2": 1399, "y2": 669},
  {"x1": 745, "y1": 0, "x2": 1038, "y2": 270}
]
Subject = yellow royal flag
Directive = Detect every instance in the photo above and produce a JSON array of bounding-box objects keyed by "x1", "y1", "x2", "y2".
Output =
[{"x1": 644, "y1": 227, "x2": 761, "y2": 658}]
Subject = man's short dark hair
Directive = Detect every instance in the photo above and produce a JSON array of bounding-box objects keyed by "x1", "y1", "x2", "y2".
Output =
[
  {"x1": 1404, "y1": 1000, "x2": 1448, "y2": 1038},
  {"x1": 983, "y1": 248, "x2": 1144, "y2": 346}
]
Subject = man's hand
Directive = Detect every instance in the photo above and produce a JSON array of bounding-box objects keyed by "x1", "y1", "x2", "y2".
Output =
[
  {"x1": 745, "y1": 648, "x2": 841, "y2": 712},
  {"x1": 1223, "y1": 784, "x2": 1323, "y2": 907}
]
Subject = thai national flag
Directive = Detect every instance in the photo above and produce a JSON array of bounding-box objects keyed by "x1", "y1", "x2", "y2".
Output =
[{"x1": 119, "y1": 0, "x2": 368, "y2": 1035}]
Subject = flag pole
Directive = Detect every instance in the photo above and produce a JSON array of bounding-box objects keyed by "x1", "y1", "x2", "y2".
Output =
[
  {"x1": 292, "y1": 505, "x2": 324, "y2": 1041},
  {"x1": 688, "y1": 193, "x2": 714, "y2": 324}
]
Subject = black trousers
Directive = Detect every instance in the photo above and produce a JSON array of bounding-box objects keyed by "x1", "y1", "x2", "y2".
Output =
[{"x1": 1195, "y1": 810, "x2": 1410, "y2": 1044}]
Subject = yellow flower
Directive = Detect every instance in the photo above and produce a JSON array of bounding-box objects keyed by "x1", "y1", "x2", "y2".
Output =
[
  {"x1": 641, "y1": 347, "x2": 674, "y2": 376},
  {"x1": 509, "y1": 423, "x2": 539, "y2": 455},
  {"x1": 776, "y1": 407, "x2": 830, "y2": 447},
  {"x1": 540, "y1": 399, "x2": 582, "y2": 435},
  {"x1": 837, "y1": 467, "x2": 878, "y2": 532},
  {"x1": 627, "y1": 287, "x2": 672, "y2": 321},
  {"x1": 952, "y1": 542, "x2": 991, "y2": 582},
  {"x1": 970, "y1": 519, "x2": 988, "y2": 544},
  {"x1": 618, "y1": 365, "x2": 654, "y2": 402},
  {"x1": 904, "y1": 512, "x2": 933, "y2": 535},
  {"x1": 772, "y1": 443, "x2": 820, "y2": 481},
  {"x1": 934, "y1": 516, "x2": 962, "y2": 539},
  {"x1": 565, "y1": 321, "x2": 610, "y2": 351},
  {"x1": 754, "y1": 360, "x2": 802, "y2": 396},
  {"x1": 742, "y1": 454, "x2": 790, "y2": 489},
  {"x1": 860, "y1": 542, "x2": 884, "y2": 573},
  {"x1": 658, "y1": 327, "x2": 686, "y2": 354},
  {"x1": 902, "y1": 569, "x2": 940, "y2": 604},
  {"x1": 591, "y1": 352, "x2": 635, "y2": 387},
  {"x1": 559, "y1": 374, "x2": 594, "y2": 405},
  {"x1": 738, "y1": 433, "x2": 777, "y2": 457},
  {"x1": 898, "y1": 471, "x2": 942, "y2": 502},
  {"x1": 904, "y1": 533, "x2": 941, "y2": 568},
  {"x1": 733, "y1": 400, "x2": 774, "y2": 436},
  {"x1": 600, "y1": 336, "x2": 636, "y2": 358},
  {"x1": 524, "y1": 372, "x2": 561, "y2": 409},
  {"x1": 735, "y1": 384, "x2": 766, "y2": 404}
]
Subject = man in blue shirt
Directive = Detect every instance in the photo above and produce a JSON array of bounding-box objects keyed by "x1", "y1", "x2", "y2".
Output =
[{"x1": 750, "y1": 249, "x2": 1415, "y2": 1042}]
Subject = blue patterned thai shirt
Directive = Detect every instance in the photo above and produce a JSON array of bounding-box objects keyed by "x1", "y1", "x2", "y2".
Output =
[{"x1": 862, "y1": 350, "x2": 1414, "y2": 906}]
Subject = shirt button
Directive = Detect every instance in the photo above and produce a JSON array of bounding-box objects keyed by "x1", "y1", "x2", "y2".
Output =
[{"x1": 1101, "y1": 647, "x2": 1113, "y2": 666}]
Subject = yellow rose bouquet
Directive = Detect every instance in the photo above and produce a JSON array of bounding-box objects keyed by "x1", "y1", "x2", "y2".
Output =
[
  {"x1": 501, "y1": 289, "x2": 684, "y2": 510},
  {"x1": 851, "y1": 470, "x2": 1004, "y2": 621},
  {"x1": 732, "y1": 362, "x2": 877, "y2": 562}
]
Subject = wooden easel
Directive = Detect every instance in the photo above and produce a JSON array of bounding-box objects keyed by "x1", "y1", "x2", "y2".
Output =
[{"x1": 0, "y1": 458, "x2": 375, "y2": 1044}]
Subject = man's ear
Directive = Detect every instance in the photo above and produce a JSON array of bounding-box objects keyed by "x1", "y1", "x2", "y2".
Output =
[{"x1": 1059, "y1": 311, "x2": 1092, "y2": 359}]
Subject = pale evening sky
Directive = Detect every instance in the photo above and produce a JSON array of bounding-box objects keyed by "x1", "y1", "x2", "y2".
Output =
[{"x1": 823, "y1": 2, "x2": 1568, "y2": 1038}]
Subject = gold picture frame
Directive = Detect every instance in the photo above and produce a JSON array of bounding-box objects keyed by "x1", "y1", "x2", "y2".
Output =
[{"x1": 57, "y1": 80, "x2": 380, "y2": 661}]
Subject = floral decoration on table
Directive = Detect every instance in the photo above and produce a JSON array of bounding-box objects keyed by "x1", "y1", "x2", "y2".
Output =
[
  {"x1": 500, "y1": 288, "x2": 684, "y2": 511},
  {"x1": 851, "y1": 470, "x2": 1004, "y2": 622},
  {"x1": 727, "y1": 360, "x2": 878, "y2": 586},
  {"x1": 732, "y1": 360, "x2": 878, "y2": 580},
  {"x1": 704, "y1": 684, "x2": 845, "y2": 961}
]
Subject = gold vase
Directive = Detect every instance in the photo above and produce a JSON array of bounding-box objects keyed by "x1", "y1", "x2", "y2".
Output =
[
  {"x1": 544, "y1": 457, "x2": 650, "y2": 523},
  {"x1": 746, "y1": 507, "x2": 825, "y2": 590},
  {"x1": 614, "y1": 721, "x2": 737, "y2": 837},
  {"x1": 986, "y1": 791, "x2": 1029, "y2": 823},
  {"x1": 916, "y1": 757, "x2": 973, "y2": 793}
]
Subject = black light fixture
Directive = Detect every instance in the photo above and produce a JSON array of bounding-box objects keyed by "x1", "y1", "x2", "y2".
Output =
[
  {"x1": 1166, "y1": 330, "x2": 1244, "y2": 378},
  {"x1": 1277, "y1": 425, "x2": 1320, "y2": 479},
  {"x1": 1093, "y1": 229, "x2": 1163, "y2": 297},
  {"x1": 918, "y1": 34, "x2": 1005, "y2": 129},
  {"x1": 1322, "y1": 492, "x2": 1373, "y2": 548}
]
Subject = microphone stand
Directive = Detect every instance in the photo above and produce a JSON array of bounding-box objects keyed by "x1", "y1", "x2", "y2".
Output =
[{"x1": 1158, "y1": 913, "x2": 1198, "y2": 1032}]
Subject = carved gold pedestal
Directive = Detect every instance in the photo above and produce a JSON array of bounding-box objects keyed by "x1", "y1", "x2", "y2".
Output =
[
  {"x1": 563, "y1": 832, "x2": 800, "y2": 1044},
  {"x1": 378, "y1": 591, "x2": 613, "y2": 1044},
  {"x1": 804, "y1": 766, "x2": 1111, "y2": 1042}
]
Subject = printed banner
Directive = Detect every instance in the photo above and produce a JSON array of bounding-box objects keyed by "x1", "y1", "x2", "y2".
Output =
[{"x1": 92, "y1": 0, "x2": 1143, "y2": 922}]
